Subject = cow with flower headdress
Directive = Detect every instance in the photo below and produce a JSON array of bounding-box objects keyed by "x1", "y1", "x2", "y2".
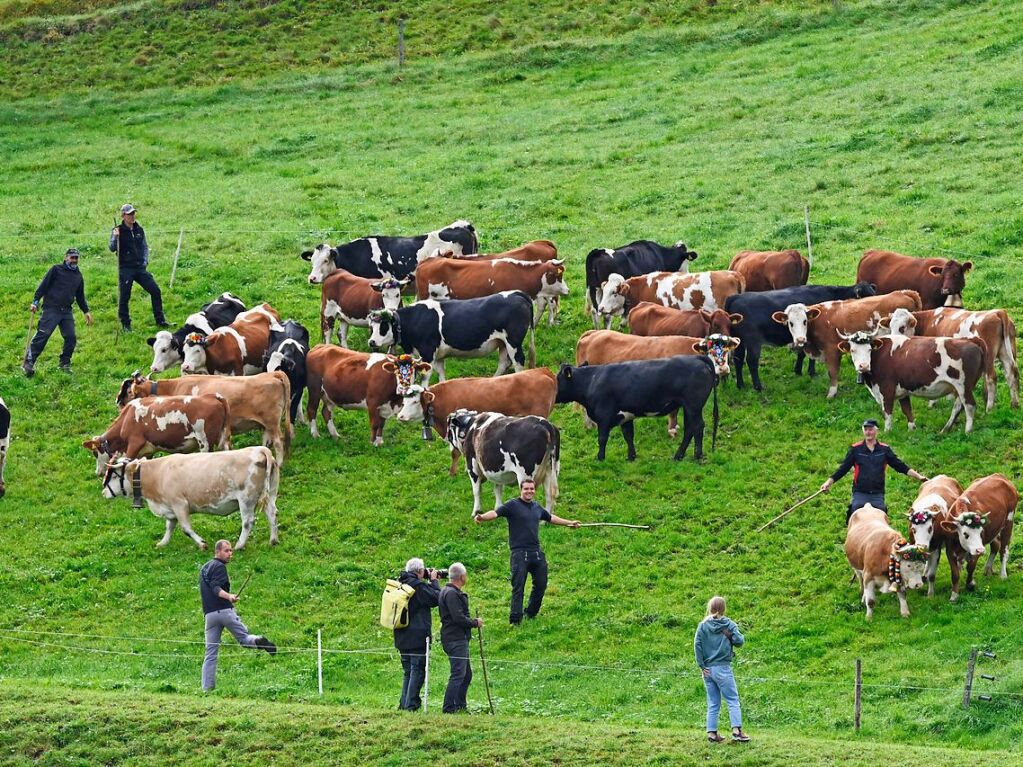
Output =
[
  {"x1": 906, "y1": 475, "x2": 964, "y2": 598},
  {"x1": 181, "y1": 303, "x2": 283, "y2": 376},
  {"x1": 939, "y1": 474, "x2": 1018, "y2": 601},
  {"x1": 845, "y1": 503, "x2": 929, "y2": 619}
]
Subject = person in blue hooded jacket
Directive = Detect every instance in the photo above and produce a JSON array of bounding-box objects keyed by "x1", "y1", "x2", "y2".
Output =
[{"x1": 694, "y1": 596, "x2": 750, "y2": 743}]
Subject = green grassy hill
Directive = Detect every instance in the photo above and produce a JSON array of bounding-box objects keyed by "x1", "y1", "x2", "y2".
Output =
[{"x1": 1, "y1": 0, "x2": 1022, "y2": 763}]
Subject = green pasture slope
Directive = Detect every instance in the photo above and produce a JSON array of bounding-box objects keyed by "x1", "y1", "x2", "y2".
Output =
[{"x1": 2, "y1": 0, "x2": 1022, "y2": 763}]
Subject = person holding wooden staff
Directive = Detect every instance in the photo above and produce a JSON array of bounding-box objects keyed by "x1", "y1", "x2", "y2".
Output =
[
  {"x1": 109, "y1": 203, "x2": 169, "y2": 332},
  {"x1": 438, "y1": 563, "x2": 481, "y2": 714},
  {"x1": 474, "y1": 477, "x2": 580, "y2": 625}
]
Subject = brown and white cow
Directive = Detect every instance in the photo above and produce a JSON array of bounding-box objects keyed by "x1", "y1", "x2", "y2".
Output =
[
  {"x1": 856, "y1": 250, "x2": 972, "y2": 310},
  {"x1": 83, "y1": 394, "x2": 231, "y2": 475},
  {"x1": 906, "y1": 474, "x2": 964, "y2": 598},
  {"x1": 395, "y1": 367, "x2": 558, "y2": 475},
  {"x1": 595, "y1": 270, "x2": 745, "y2": 328},
  {"x1": 115, "y1": 371, "x2": 291, "y2": 465},
  {"x1": 413, "y1": 257, "x2": 569, "y2": 326},
  {"x1": 839, "y1": 329, "x2": 985, "y2": 433},
  {"x1": 318, "y1": 270, "x2": 407, "y2": 347},
  {"x1": 940, "y1": 474, "x2": 1018, "y2": 599},
  {"x1": 728, "y1": 250, "x2": 809, "y2": 292},
  {"x1": 101, "y1": 446, "x2": 279, "y2": 550},
  {"x1": 771, "y1": 290, "x2": 923, "y2": 398},
  {"x1": 844, "y1": 503, "x2": 929, "y2": 619},
  {"x1": 885, "y1": 307, "x2": 1019, "y2": 411},
  {"x1": 181, "y1": 303, "x2": 283, "y2": 376},
  {"x1": 305, "y1": 346, "x2": 430, "y2": 445},
  {"x1": 627, "y1": 303, "x2": 742, "y2": 338}
]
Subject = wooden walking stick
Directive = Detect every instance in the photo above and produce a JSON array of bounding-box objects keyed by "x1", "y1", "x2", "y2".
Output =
[
  {"x1": 475, "y1": 609, "x2": 495, "y2": 715},
  {"x1": 576, "y1": 522, "x2": 650, "y2": 530},
  {"x1": 756, "y1": 488, "x2": 826, "y2": 533},
  {"x1": 235, "y1": 571, "x2": 253, "y2": 598},
  {"x1": 22, "y1": 309, "x2": 37, "y2": 363}
]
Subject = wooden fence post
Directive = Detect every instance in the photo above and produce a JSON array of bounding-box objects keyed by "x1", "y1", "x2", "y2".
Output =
[
  {"x1": 169, "y1": 227, "x2": 184, "y2": 290},
  {"x1": 317, "y1": 629, "x2": 323, "y2": 695},
  {"x1": 854, "y1": 658, "x2": 862, "y2": 732},
  {"x1": 398, "y1": 18, "x2": 406, "y2": 69},
  {"x1": 803, "y1": 205, "x2": 814, "y2": 268}
]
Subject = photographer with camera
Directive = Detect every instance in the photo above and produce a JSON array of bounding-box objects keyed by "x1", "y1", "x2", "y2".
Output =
[{"x1": 394, "y1": 557, "x2": 442, "y2": 711}]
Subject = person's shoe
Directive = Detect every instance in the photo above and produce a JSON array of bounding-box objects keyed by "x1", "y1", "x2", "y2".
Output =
[
  {"x1": 156, "y1": 320, "x2": 171, "y2": 328},
  {"x1": 707, "y1": 732, "x2": 726, "y2": 743},
  {"x1": 59, "y1": 363, "x2": 73, "y2": 374},
  {"x1": 254, "y1": 636, "x2": 277, "y2": 655},
  {"x1": 121, "y1": 324, "x2": 133, "y2": 333},
  {"x1": 732, "y1": 729, "x2": 751, "y2": 743},
  {"x1": 21, "y1": 359, "x2": 34, "y2": 378}
]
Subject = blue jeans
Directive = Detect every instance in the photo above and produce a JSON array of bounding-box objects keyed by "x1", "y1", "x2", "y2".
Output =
[
  {"x1": 399, "y1": 651, "x2": 427, "y2": 710},
  {"x1": 849, "y1": 492, "x2": 887, "y2": 522},
  {"x1": 703, "y1": 665, "x2": 742, "y2": 731}
]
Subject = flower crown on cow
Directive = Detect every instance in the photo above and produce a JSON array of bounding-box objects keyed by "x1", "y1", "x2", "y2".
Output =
[
  {"x1": 184, "y1": 332, "x2": 206, "y2": 346},
  {"x1": 909, "y1": 510, "x2": 934, "y2": 525},
  {"x1": 956, "y1": 510, "x2": 987, "y2": 529},
  {"x1": 393, "y1": 353, "x2": 416, "y2": 366},
  {"x1": 897, "y1": 543, "x2": 930, "y2": 562}
]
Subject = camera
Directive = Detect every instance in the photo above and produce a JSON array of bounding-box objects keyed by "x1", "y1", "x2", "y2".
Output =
[{"x1": 429, "y1": 568, "x2": 449, "y2": 579}]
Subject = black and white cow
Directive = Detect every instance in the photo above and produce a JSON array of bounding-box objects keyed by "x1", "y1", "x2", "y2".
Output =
[
  {"x1": 445, "y1": 410, "x2": 560, "y2": 516},
  {"x1": 0, "y1": 396, "x2": 9, "y2": 498},
  {"x1": 367, "y1": 291, "x2": 535, "y2": 384},
  {"x1": 301, "y1": 220, "x2": 479, "y2": 283},
  {"x1": 147, "y1": 292, "x2": 247, "y2": 373},
  {"x1": 584, "y1": 240, "x2": 698, "y2": 328},
  {"x1": 556, "y1": 356, "x2": 719, "y2": 461},
  {"x1": 724, "y1": 281, "x2": 878, "y2": 391},
  {"x1": 263, "y1": 319, "x2": 310, "y2": 427}
]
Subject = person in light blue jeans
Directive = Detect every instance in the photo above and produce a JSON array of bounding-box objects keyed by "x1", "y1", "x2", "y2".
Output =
[{"x1": 694, "y1": 596, "x2": 750, "y2": 743}]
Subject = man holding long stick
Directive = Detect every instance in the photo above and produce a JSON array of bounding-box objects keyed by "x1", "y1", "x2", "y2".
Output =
[{"x1": 438, "y1": 563, "x2": 481, "y2": 714}]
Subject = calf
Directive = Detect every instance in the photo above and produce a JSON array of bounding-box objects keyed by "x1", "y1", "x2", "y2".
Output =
[
  {"x1": 728, "y1": 250, "x2": 809, "y2": 292},
  {"x1": 263, "y1": 319, "x2": 310, "y2": 428},
  {"x1": 445, "y1": 410, "x2": 560, "y2": 515},
  {"x1": 772, "y1": 290, "x2": 922, "y2": 398},
  {"x1": 627, "y1": 303, "x2": 740, "y2": 338},
  {"x1": 844, "y1": 504, "x2": 929, "y2": 619},
  {"x1": 318, "y1": 271, "x2": 406, "y2": 347},
  {"x1": 83, "y1": 394, "x2": 231, "y2": 475},
  {"x1": 367, "y1": 292, "x2": 535, "y2": 383},
  {"x1": 0, "y1": 396, "x2": 9, "y2": 498},
  {"x1": 182, "y1": 303, "x2": 283, "y2": 376},
  {"x1": 940, "y1": 474, "x2": 1018, "y2": 599},
  {"x1": 856, "y1": 249, "x2": 971, "y2": 309},
  {"x1": 555, "y1": 356, "x2": 719, "y2": 462},
  {"x1": 394, "y1": 367, "x2": 558, "y2": 474},
  {"x1": 839, "y1": 329, "x2": 985, "y2": 433},
  {"x1": 414, "y1": 257, "x2": 569, "y2": 326},
  {"x1": 101, "y1": 446, "x2": 279, "y2": 550},
  {"x1": 906, "y1": 475, "x2": 964, "y2": 598},
  {"x1": 596, "y1": 270, "x2": 745, "y2": 329},
  {"x1": 147, "y1": 292, "x2": 247, "y2": 373},
  {"x1": 115, "y1": 371, "x2": 291, "y2": 465},
  {"x1": 886, "y1": 307, "x2": 1019, "y2": 411},
  {"x1": 305, "y1": 346, "x2": 430, "y2": 445}
]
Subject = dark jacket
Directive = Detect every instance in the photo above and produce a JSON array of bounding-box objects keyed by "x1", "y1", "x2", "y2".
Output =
[
  {"x1": 694, "y1": 616, "x2": 745, "y2": 668},
  {"x1": 33, "y1": 263, "x2": 89, "y2": 313},
  {"x1": 109, "y1": 222, "x2": 149, "y2": 270},
  {"x1": 439, "y1": 583, "x2": 479, "y2": 646},
  {"x1": 199, "y1": 558, "x2": 233, "y2": 614},
  {"x1": 830, "y1": 440, "x2": 910, "y2": 495},
  {"x1": 393, "y1": 570, "x2": 441, "y2": 652}
]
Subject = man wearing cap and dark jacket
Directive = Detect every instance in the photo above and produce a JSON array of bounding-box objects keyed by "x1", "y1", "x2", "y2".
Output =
[
  {"x1": 109, "y1": 204, "x2": 167, "y2": 332},
  {"x1": 393, "y1": 558, "x2": 442, "y2": 711},
  {"x1": 23, "y1": 248, "x2": 94, "y2": 377},
  {"x1": 821, "y1": 419, "x2": 928, "y2": 521}
]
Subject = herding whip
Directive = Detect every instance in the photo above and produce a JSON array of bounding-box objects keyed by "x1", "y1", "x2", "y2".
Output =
[
  {"x1": 576, "y1": 522, "x2": 651, "y2": 530},
  {"x1": 476, "y1": 609, "x2": 495, "y2": 715},
  {"x1": 755, "y1": 488, "x2": 826, "y2": 533}
]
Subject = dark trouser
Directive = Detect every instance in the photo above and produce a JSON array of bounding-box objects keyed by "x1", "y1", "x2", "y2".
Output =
[
  {"x1": 442, "y1": 639, "x2": 472, "y2": 713},
  {"x1": 399, "y1": 651, "x2": 427, "y2": 710},
  {"x1": 510, "y1": 548, "x2": 548, "y2": 624},
  {"x1": 119, "y1": 268, "x2": 165, "y2": 326},
  {"x1": 848, "y1": 492, "x2": 887, "y2": 522},
  {"x1": 27, "y1": 309, "x2": 75, "y2": 365}
]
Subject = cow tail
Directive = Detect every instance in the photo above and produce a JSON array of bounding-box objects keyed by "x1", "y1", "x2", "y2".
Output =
[
  {"x1": 216, "y1": 393, "x2": 232, "y2": 450},
  {"x1": 258, "y1": 447, "x2": 279, "y2": 525},
  {"x1": 547, "y1": 423, "x2": 561, "y2": 508},
  {"x1": 272, "y1": 370, "x2": 293, "y2": 457},
  {"x1": 520, "y1": 291, "x2": 536, "y2": 368},
  {"x1": 583, "y1": 249, "x2": 602, "y2": 317},
  {"x1": 712, "y1": 377, "x2": 720, "y2": 451}
]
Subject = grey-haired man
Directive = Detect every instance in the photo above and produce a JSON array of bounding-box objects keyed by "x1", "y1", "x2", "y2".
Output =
[
  {"x1": 109, "y1": 203, "x2": 168, "y2": 332},
  {"x1": 23, "y1": 248, "x2": 93, "y2": 377}
]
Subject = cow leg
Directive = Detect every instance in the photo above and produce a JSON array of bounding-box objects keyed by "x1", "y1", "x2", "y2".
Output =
[
  {"x1": 543, "y1": 461, "x2": 559, "y2": 513},
  {"x1": 157, "y1": 517, "x2": 177, "y2": 548},
  {"x1": 925, "y1": 548, "x2": 942, "y2": 597},
  {"x1": 235, "y1": 501, "x2": 256, "y2": 551},
  {"x1": 369, "y1": 407, "x2": 385, "y2": 447},
  {"x1": 448, "y1": 446, "x2": 461, "y2": 476},
  {"x1": 675, "y1": 406, "x2": 703, "y2": 461},
  {"x1": 965, "y1": 554, "x2": 979, "y2": 591},
  {"x1": 862, "y1": 580, "x2": 876, "y2": 620},
  {"x1": 948, "y1": 546, "x2": 962, "y2": 602},
  {"x1": 998, "y1": 340, "x2": 1020, "y2": 408},
  {"x1": 999, "y1": 522, "x2": 1013, "y2": 579},
  {"x1": 470, "y1": 475, "x2": 483, "y2": 516},
  {"x1": 306, "y1": 381, "x2": 323, "y2": 438},
  {"x1": 732, "y1": 341, "x2": 748, "y2": 389},
  {"x1": 338, "y1": 321, "x2": 349, "y2": 350},
  {"x1": 940, "y1": 386, "x2": 969, "y2": 433},
  {"x1": 595, "y1": 420, "x2": 613, "y2": 461},
  {"x1": 548, "y1": 297, "x2": 558, "y2": 327},
  {"x1": 493, "y1": 482, "x2": 504, "y2": 511},
  {"x1": 824, "y1": 349, "x2": 841, "y2": 399},
  {"x1": 174, "y1": 506, "x2": 207, "y2": 549},
  {"x1": 897, "y1": 397, "x2": 915, "y2": 431},
  {"x1": 748, "y1": 344, "x2": 766, "y2": 392},
  {"x1": 667, "y1": 410, "x2": 679, "y2": 439},
  {"x1": 896, "y1": 586, "x2": 911, "y2": 618},
  {"x1": 325, "y1": 403, "x2": 340, "y2": 440},
  {"x1": 433, "y1": 359, "x2": 447, "y2": 383},
  {"x1": 269, "y1": 428, "x2": 286, "y2": 465},
  {"x1": 494, "y1": 347, "x2": 511, "y2": 376},
  {"x1": 321, "y1": 312, "x2": 332, "y2": 345},
  {"x1": 264, "y1": 458, "x2": 281, "y2": 545},
  {"x1": 984, "y1": 367, "x2": 997, "y2": 412},
  {"x1": 983, "y1": 540, "x2": 998, "y2": 577},
  {"x1": 620, "y1": 420, "x2": 637, "y2": 461}
]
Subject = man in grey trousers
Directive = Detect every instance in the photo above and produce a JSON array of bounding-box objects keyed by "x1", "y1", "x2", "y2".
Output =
[{"x1": 200, "y1": 540, "x2": 276, "y2": 691}]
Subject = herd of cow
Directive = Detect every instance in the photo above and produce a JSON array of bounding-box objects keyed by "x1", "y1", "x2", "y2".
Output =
[{"x1": 10, "y1": 218, "x2": 1014, "y2": 619}]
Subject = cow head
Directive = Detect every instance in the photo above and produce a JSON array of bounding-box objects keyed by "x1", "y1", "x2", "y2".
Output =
[
  {"x1": 771, "y1": 303, "x2": 820, "y2": 347},
  {"x1": 116, "y1": 370, "x2": 150, "y2": 408},
  {"x1": 837, "y1": 329, "x2": 883, "y2": 375},
  {"x1": 693, "y1": 334, "x2": 741, "y2": 377},
  {"x1": 890, "y1": 543, "x2": 930, "y2": 590},
  {"x1": 367, "y1": 309, "x2": 399, "y2": 352},
  {"x1": 101, "y1": 456, "x2": 133, "y2": 499},
  {"x1": 906, "y1": 493, "x2": 949, "y2": 547},
  {"x1": 303, "y1": 243, "x2": 338, "y2": 285},
  {"x1": 180, "y1": 332, "x2": 210, "y2": 374},
  {"x1": 885, "y1": 308, "x2": 917, "y2": 337},
  {"x1": 147, "y1": 330, "x2": 185, "y2": 372},
  {"x1": 83, "y1": 437, "x2": 116, "y2": 477},
  {"x1": 445, "y1": 409, "x2": 478, "y2": 454},
  {"x1": 596, "y1": 274, "x2": 628, "y2": 318},
  {"x1": 555, "y1": 363, "x2": 583, "y2": 404},
  {"x1": 928, "y1": 260, "x2": 972, "y2": 306},
  {"x1": 700, "y1": 309, "x2": 743, "y2": 335},
  {"x1": 853, "y1": 281, "x2": 878, "y2": 299},
  {"x1": 941, "y1": 500, "x2": 989, "y2": 557},
  {"x1": 267, "y1": 339, "x2": 306, "y2": 374},
  {"x1": 382, "y1": 353, "x2": 431, "y2": 396},
  {"x1": 539, "y1": 260, "x2": 570, "y2": 298},
  {"x1": 396, "y1": 385, "x2": 435, "y2": 423},
  {"x1": 370, "y1": 276, "x2": 410, "y2": 310}
]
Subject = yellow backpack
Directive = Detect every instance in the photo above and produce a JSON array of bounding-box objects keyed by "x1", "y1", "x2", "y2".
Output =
[{"x1": 380, "y1": 579, "x2": 416, "y2": 629}]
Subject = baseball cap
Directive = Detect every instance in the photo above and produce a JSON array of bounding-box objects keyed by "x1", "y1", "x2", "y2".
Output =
[
  {"x1": 65, "y1": 248, "x2": 81, "y2": 259},
  {"x1": 862, "y1": 418, "x2": 879, "y2": 428},
  {"x1": 120, "y1": 203, "x2": 137, "y2": 215}
]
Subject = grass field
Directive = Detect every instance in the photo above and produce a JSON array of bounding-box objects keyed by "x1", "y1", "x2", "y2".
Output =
[{"x1": 1, "y1": 0, "x2": 1022, "y2": 762}]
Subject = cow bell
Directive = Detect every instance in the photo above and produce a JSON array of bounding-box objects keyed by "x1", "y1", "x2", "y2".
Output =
[{"x1": 422, "y1": 425, "x2": 434, "y2": 441}]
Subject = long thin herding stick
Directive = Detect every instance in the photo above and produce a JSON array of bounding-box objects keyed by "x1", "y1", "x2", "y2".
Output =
[
  {"x1": 576, "y1": 522, "x2": 650, "y2": 530},
  {"x1": 755, "y1": 488, "x2": 826, "y2": 533},
  {"x1": 235, "y1": 572, "x2": 253, "y2": 598},
  {"x1": 476, "y1": 610, "x2": 495, "y2": 715}
]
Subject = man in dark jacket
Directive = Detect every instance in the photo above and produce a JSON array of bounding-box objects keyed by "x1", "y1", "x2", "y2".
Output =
[
  {"x1": 438, "y1": 562, "x2": 482, "y2": 714},
  {"x1": 23, "y1": 248, "x2": 93, "y2": 377},
  {"x1": 109, "y1": 203, "x2": 168, "y2": 332},
  {"x1": 394, "y1": 557, "x2": 442, "y2": 711}
]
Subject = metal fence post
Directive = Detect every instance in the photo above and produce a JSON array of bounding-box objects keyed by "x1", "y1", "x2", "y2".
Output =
[{"x1": 962, "y1": 647, "x2": 978, "y2": 708}]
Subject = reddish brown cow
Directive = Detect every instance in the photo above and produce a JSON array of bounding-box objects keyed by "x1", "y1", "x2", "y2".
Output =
[
  {"x1": 885, "y1": 307, "x2": 1019, "y2": 411},
  {"x1": 83, "y1": 394, "x2": 231, "y2": 475},
  {"x1": 906, "y1": 475, "x2": 964, "y2": 598},
  {"x1": 940, "y1": 474, "x2": 1018, "y2": 600},
  {"x1": 596, "y1": 270, "x2": 745, "y2": 326},
  {"x1": 305, "y1": 346, "x2": 431, "y2": 446},
  {"x1": 771, "y1": 290, "x2": 923, "y2": 398},
  {"x1": 181, "y1": 303, "x2": 282, "y2": 376},
  {"x1": 393, "y1": 367, "x2": 558, "y2": 474},
  {"x1": 318, "y1": 270, "x2": 407, "y2": 347},
  {"x1": 856, "y1": 250, "x2": 972, "y2": 310},
  {"x1": 575, "y1": 330, "x2": 739, "y2": 374},
  {"x1": 438, "y1": 240, "x2": 558, "y2": 263},
  {"x1": 627, "y1": 303, "x2": 742, "y2": 338},
  {"x1": 729, "y1": 250, "x2": 809, "y2": 292}
]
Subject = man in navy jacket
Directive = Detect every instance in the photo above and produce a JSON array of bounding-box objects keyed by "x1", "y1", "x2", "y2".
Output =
[
  {"x1": 393, "y1": 557, "x2": 441, "y2": 711},
  {"x1": 23, "y1": 248, "x2": 93, "y2": 377}
]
